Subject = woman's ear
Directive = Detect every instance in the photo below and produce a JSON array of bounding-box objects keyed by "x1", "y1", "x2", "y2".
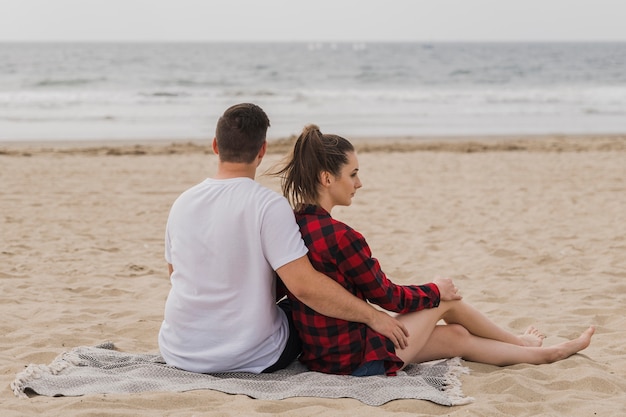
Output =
[{"x1": 319, "y1": 171, "x2": 332, "y2": 187}]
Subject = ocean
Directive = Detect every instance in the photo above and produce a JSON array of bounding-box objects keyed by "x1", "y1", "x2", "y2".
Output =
[{"x1": 1, "y1": 42, "x2": 625, "y2": 142}]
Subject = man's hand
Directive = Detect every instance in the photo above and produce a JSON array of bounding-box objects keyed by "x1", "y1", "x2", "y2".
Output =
[
  {"x1": 433, "y1": 277, "x2": 463, "y2": 301},
  {"x1": 368, "y1": 310, "x2": 410, "y2": 350}
]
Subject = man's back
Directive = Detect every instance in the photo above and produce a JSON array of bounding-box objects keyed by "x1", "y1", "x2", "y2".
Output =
[{"x1": 158, "y1": 177, "x2": 307, "y2": 373}]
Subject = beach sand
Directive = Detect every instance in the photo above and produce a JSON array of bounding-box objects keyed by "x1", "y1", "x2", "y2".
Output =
[{"x1": 1, "y1": 135, "x2": 625, "y2": 416}]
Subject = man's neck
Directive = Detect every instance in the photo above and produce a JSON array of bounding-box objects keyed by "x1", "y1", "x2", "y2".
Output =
[{"x1": 214, "y1": 161, "x2": 257, "y2": 180}]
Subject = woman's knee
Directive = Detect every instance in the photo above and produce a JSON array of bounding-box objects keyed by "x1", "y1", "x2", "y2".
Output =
[
  {"x1": 439, "y1": 324, "x2": 471, "y2": 356},
  {"x1": 444, "y1": 323, "x2": 470, "y2": 338},
  {"x1": 439, "y1": 299, "x2": 468, "y2": 323}
]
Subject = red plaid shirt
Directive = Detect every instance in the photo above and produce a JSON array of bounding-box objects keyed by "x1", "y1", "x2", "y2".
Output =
[{"x1": 289, "y1": 205, "x2": 440, "y2": 375}]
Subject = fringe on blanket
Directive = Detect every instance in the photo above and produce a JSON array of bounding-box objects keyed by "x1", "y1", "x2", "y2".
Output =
[
  {"x1": 12, "y1": 342, "x2": 119, "y2": 398},
  {"x1": 434, "y1": 356, "x2": 473, "y2": 405}
]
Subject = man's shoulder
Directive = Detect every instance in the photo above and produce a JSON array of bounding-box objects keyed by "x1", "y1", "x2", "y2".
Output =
[
  {"x1": 245, "y1": 181, "x2": 286, "y2": 204},
  {"x1": 173, "y1": 178, "x2": 288, "y2": 214},
  {"x1": 182, "y1": 177, "x2": 278, "y2": 196}
]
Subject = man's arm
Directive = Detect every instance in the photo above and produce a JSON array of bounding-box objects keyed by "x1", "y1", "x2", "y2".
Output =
[{"x1": 277, "y1": 256, "x2": 409, "y2": 349}]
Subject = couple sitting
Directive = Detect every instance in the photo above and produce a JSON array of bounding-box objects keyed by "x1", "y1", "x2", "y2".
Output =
[{"x1": 158, "y1": 103, "x2": 593, "y2": 377}]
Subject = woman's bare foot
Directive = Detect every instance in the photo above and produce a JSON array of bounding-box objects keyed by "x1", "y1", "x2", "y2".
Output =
[
  {"x1": 520, "y1": 326, "x2": 546, "y2": 347},
  {"x1": 549, "y1": 326, "x2": 595, "y2": 362}
]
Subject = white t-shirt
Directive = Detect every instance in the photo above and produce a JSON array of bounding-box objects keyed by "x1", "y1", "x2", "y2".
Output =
[{"x1": 158, "y1": 177, "x2": 308, "y2": 373}]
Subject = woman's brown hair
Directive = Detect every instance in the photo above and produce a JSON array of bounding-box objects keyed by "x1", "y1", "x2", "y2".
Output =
[{"x1": 272, "y1": 125, "x2": 354, "y2": 209}]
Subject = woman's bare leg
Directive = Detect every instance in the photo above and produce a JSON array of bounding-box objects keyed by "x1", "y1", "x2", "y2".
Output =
[
  {"x1": 439, "y1": 300, "x2": 547, "y2": 346},
  {"x1": 393, "y1": 300, "x2": 594, "y2": 367},
  {"x1": 400, "y1": 324, "x2": 594, "y2": 366},
  {"x1": 399, "y1": 300, "x2": 540, "y2": 350}
]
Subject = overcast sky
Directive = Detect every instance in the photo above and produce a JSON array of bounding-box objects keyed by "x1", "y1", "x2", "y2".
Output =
[{"x1": 1, "y1": 0, "x2": 625, "y2": 42}]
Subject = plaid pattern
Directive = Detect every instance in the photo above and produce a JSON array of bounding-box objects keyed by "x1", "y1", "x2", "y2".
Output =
[{"x1": 290, "y1": 205, "x2": 440, "y2": 375}]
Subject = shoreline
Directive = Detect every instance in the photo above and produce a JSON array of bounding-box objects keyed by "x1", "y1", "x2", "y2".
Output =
[{"x1": 1, "y1": 133, "x2": 626, "y2": 156}]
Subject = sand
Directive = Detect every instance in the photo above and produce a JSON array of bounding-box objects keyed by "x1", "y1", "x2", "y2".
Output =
[{"x1": 1, "y1": 135, "x2": 625, "y2": 416}]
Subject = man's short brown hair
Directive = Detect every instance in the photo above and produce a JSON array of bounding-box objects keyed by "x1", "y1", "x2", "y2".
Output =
[{"x1": 215, "y1": 103, "x2": 270, "y2": 163}]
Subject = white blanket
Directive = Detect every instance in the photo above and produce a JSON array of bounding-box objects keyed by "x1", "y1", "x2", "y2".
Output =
[{"x1": 12, "y1": 342, "x2": 473, "y2": 406}]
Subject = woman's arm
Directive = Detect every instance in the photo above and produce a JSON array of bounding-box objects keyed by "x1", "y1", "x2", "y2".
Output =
[
  {"x1": 277, "y1": 255, "x2": 410, "y2": 349},
  {"x1": 338, "y1": 230, "x2": 441, "y2": 313}
]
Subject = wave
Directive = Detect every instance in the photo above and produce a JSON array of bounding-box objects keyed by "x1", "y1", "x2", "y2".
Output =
[
  {"x1": 32, "y1": 77, "x2": 108, "y2": 88},
  {"x1": 3, "y1": 84, "x2": 626, "y2": 112},
  {"x1": 156, "y1": 78, "x2": 228, "y2": 88},
  {"x1": 0, "y1": 115, "x2": 116, "y2": 122},
  {"x1": 584, "y1": 108, "x2": 626, "y2": 115},
  {"x1": 139, "y1": 91, "x2": 190, "y2": 98},
  {"x1": 220, "y1": 89, "x2": 277, "y2": 97}
]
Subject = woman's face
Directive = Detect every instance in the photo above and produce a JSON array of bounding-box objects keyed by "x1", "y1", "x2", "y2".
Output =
[{"x1": 327, "y1": 151, "x2": 363, "y2": 208}]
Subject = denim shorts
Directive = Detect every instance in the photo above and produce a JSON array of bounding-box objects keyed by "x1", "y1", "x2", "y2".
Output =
[{"x1": 351, "y1": 360, "x2": 386, "y2": 377}]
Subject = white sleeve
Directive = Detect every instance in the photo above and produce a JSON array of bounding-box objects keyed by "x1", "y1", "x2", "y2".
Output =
[{"x1": 260, "y1": 197, "x2": 308, "y2": 271}]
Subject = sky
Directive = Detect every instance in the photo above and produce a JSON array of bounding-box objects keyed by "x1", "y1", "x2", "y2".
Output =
[{"x1": 1, "y1": 0, "x2": 625, "y2": 43}]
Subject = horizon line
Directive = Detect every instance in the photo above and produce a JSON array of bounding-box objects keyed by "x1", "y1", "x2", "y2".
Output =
[{"x1": 1, "y1": 39, "x2": 626, "y2": 44}]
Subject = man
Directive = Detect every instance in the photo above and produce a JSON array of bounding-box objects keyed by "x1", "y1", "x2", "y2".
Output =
[{"x1": 158, "y1": 103, "x2": 408, "y2": 373}]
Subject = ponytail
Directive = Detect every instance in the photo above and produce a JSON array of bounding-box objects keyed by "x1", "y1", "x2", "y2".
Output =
[{"x1": 271, "y1": 125, "x2": 354, "y2": 209}]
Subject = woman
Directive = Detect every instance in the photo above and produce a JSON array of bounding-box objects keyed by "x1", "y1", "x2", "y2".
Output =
[{"x1": 272, "y1": 124, "x2": 594, "y2": 377}]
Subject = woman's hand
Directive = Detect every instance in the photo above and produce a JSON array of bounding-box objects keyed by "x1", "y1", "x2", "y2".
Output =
[{"x1": 434, "y1": 277, "x2": 463, "y2": 301}]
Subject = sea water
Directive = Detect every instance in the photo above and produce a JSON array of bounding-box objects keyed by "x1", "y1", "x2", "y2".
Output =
[{"x1": 1, "y1": 42, "x2": 625, "y2": 142}]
